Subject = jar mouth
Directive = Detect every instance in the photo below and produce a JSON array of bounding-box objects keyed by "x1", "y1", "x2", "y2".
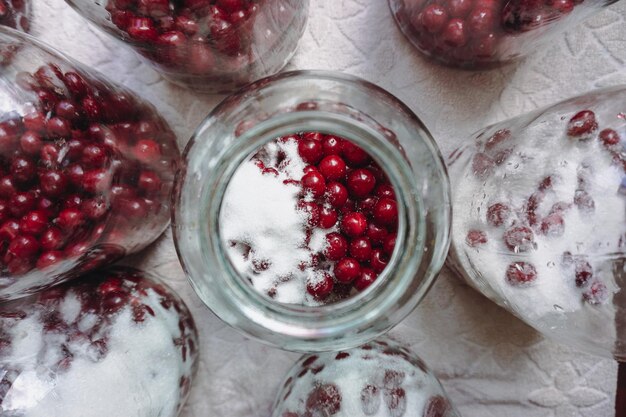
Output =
[{"x1": 174, "y1": 70, "x2": 450, "y2": 351}]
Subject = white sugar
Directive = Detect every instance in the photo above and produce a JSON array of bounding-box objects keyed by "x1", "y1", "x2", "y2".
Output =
[
  {"x1": 220, "y1": 138, "x2": 332, "y2": 305},
  {"x1": 1, "y1": 288, "x2": 192, "y2": 417}
]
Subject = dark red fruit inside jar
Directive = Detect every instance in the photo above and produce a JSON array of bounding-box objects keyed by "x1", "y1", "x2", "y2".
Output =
[
  {"x1": 0, "y1": 0, "x2": 29, "y2": 37},
  {"x1": 0, "y1": 62, "x2": 178, "y2": 296},
  {"x1": 505, "y1": 261, "x2": 537, "y2": 286},
  {"x1": 392, "y1": 0, "x2": 585, "y2": 69},
  {"x1": 246, "y1": 132, "x2": 400, "y2": 303}
]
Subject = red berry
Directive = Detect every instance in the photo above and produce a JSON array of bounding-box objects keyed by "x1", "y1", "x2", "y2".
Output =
[
  {"x1": 540, "y1": 213, "x2": 565, "y2": 236},
  {"x1": 471, "y1": 153, "x2": 495, "y2": 178},
  {"x1": 127, "y1": 17, "x2": 159, "y2": 42},
  {"x1": 466, "y1": 7, "x2": 495, "y2": 34},
  {"x1": 306, "y1": 273, "x2": 334, "y2": 299},
  {"x1": 349, "y1": 237, "x2": 372, "y2": 262},
  {"x1": 366, "y1": 222, "x2": 388, "y2": 246},
  {"x1": 20, "y1": 210, "x2": 48, "y2": 235},
  {"x1": 302, "y1": 171, "x2": 326, "y2": 198},
  {"x1": 82, "y1": 197, "x2": 109, "y2": 220},
  {"x1": 424, "y1": 396, "x2": 451, "y2": 417},
  {"x1": 322, "y1": 135, "x2": 343, "y2": 156},
  {"x1": 357, "y1": 196, "x2": 378, "y2": 216},
  {"x1": 567, "y1": 110, "x2": 598, "y2": 138},
  {"x1": 40, "y1": 227, "x2": 65, "y2": 251},
  {"x1": 370, "y1": 249, "x2": 389, "y2": 273},
  {"x1": 325, "y1": 182, "x2": 348, "y2": 207},
  {"x1": 599, "y1": 128, "x2": 620, "y2": 148},
  {"x1": 20, "y1": 131, "x2": 42, "y2": 155},
  {"x1": 10, "y1": 192, "x2": 36, "y2": 217},
  {"x1": 346, "y1": 168, "x2": 376, "y2": 199},
  {"x1": 298, "y1": 139, "x2": 324, "y2": 164},
  {"x1": 7, "y1": 235, "x2": 40, "y2": 259},
  {"x1": 420, "y1": 4, "x2": 448, "y2": 33},
  {"x1": 354, "y1": 268, "x2": 377, "y2": 291},
  {"x1": 486, "y1": 203, "x2": 510, "y2": 227},
  {"x1": 373, "y1": 198, "x2": 398, "y2": 227},
  {"x1": 503, "y1": 226, "x2": 534, "y2": 252},
  {"x1": 82, "y1": 144, "x2": 108, "y2": 166},
  {"x1": 583, "y1": 281, "x2": 608, "y2": 305},
  {"x1": 442, "y1": 19, "x2": 467, "y2": 47},
  {"x1": 134, "y1": 139, "x2": 161, "y2": 164},
  {"x1": 56, "y1": 208, "x2": 85, "y2": 231},
  {"x1": 324, "y1": 232, "x2": 347, "y2": 261},
  {"x1": 318, "y1": 155, "x2": 346, "y2": 181},
  {"x1": 39, "y1": 171, "x2": 68, "y2": 197},
  {"x1": 466, "y1": 229, "x2": 487, "y2": 247},
  {"x1": 383, "y1": 233, "x2": 396, "y2": 255},
  {"x1": 297, "y1": 201, "x2": 320, "y2": 227},
  {"x1": 0, "y1": 220, "x2": 20, "y2": 241},
  {"x1": 11, "y1": 156, "x2": 36, "y2": 184},
  {"x1": 574, "y1": 190, "x2": 595, "y2": 213},
  {"x1": 341, "y1": 141, "x2": 370, "y2": 167},
  {"x1": 36, "y1": 251, "x2": 63, "y2": 269},
  {"x1": 505, "y1": 262, "x2": 537, "y2": 286},
  {"x1": 375, "y1": 184, "x2": 395, "y2": 199},
  {"x1": 334, "y1": 257, "x2": 361, "y2": 283},
  {"x1": 319, "y1": 207, "x2": 338, "y2": 229},
  {"x1": 306, "y1": 384, "x2": 342, "y2": 415},
  {"x1": 46, "y1": 117, "x2": 71, "y2": 137},
  {"x1": 137, "y1": 170, "x2": 162, "y2": 193},
  {"x1": 341, "y1": 212, "x2": 368, "y2": 237},
  {"x1": 574, "y1": 260, "x2": 593, "y2": 288},
  {"x1": 448, "y1": 0, "x2": 473, "y2": 17}
]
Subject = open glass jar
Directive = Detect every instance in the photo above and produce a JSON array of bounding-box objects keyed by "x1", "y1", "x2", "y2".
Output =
[
  {"x1": 389, "y1": 0, "x2": 617, "y2": 69},
  {"x1": 0, "y1": 28, "x2": 180, "y2": 301},
  {"x1": 448, "y1": 86, "x2": 626, "y2": 359},
  {"x1": 64, "y1": 0, "x2": 309, "y2": 93},
  {"x1": 173, "y1": 71, "x2": 451, "y2": 352}
]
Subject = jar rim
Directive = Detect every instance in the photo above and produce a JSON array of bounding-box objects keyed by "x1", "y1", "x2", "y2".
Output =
[{"x1": 173, "y1": 70, "x2": 451, "y2": 351}]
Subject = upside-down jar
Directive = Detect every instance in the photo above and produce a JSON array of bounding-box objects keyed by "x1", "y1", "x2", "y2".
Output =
[
  {"x1": 173, "y1": 71, "x2": 451, "y2": 352},
  {"x1": 447, "y1": 86, "x2": 626, "y2": 359},
  {"x1": 0, "y1": 28, "x2": 180, "y2": 301},
  {"x1": 64, "y1": 0, "x2": 309, "y2": 93},
  {"x1": 389, "y1": 0, "x2": 618, "y2": 69}
]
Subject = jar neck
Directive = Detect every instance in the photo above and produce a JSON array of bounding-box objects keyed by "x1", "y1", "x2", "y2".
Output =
[{"x1": 175, "y1": 71, "x2": 450, "y2": 351}]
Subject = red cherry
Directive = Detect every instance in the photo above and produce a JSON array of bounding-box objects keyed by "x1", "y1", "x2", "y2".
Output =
[
  {"x1": 567, "y1": 110, "x2": 598, "y2": 138},
  {"x1": 82, "y1": 144, "x2": 108, "y2": 166},
  {"x1": 505, "y1": 262, "x2": 537, "y2": 286},
  {"x1": 466, "y1": 7, "x2": 496, "y2": 34},
  {"x1": 599, "y1": 128, "x2": 620, "y2": 148},
  {"x1": 366, "y1": 222, "x2": 388, "y2": 246},
  {"x1": 0, "y1": 220, "x2": 20, "y2": 241},
  {"x1": 370, "y1": 249, "x2": 389, "y2": 273},
  {"x1": 346, "y1": 168, "x2": 376, "y2": 199},
  {"x1": 302, "y1": 171, "x2": 326, "y2": 198},
  {"x1": 574, "y1": 260, "x2": 593, "y2": 288},
  {"x1": 46, "y1": 117, "x2": 71, "y2": 138},
  {"x1": 82, "y1": 197, "x2": 109, "y2": 220},
  {"x1": 424, "y1": 396, "x2": 451, "y2": 417},
  {"x1": 373, "y1": 198, "x2": 398, "y2": 227},
  {"x1": 442, "y1": 19, "x2": 467, "y2": 47},
  {"x1": 466, "y1": 229, "x2": 487, "y2": 247},
  {"x1": 306, "y1": 273, "x2": 334, "y2": 299},
  {"x1": 127, "y1": 17, "x2": 159, "y2": 42},
  {"x1": 356, "y1": 196, "x2": 378, "y2": 216},
  {"x1": 137, "y1": 170, "x2": 162, "y2": 193},
  {"x1": 63, "y1": 72, "x2": 89, "y2": 98},
  {"x1": 134, "y1": 139, "x2": 161, "y2": 164},
  {"x1": 56, "y1": 208, "x2": 85, "y2": 231},
  {"x1": 349, "y1": 237, "x2": 372, "y2": 262},
  {"x1": 19, "y1": 131, "x2": 42, "y2": 155},
  {"x1": 583, "y1": 281, "x2": 608, "y2": 305},
  {"x1": 40, "y1": 227, "x2": 66, "y2": 251},
  {"x1": 297, "y1": 201, "x2": 320, "y2": 227},
  {"x1": 11, "y1": 156, "x2": 36, "y2": 184},
  {"x1": 354, "y1": 268, "x2": 377, "y2": 291},
  {"x1": 318, "y1": 155, "x2": 346, "y2": 181},
  {"x1": 39, "y1": 171, "x2": 68, "y2": 197},
  {"x1": 448, "y1": 0, "x2": 473, "y2": 17},
  {"x1": 0, "y1": 177, "x2": 15, "y2": 198},
  {"x1": 375, "y1": 184, "x2": 395, "y2": 199},
  {"x1": 341, "y1": 212, "x2": 367, "y2": 237},
  {"x1": 20, "y1": 210, "x2": 48, "y2": 235},
  {"x1": 319, "y1": 207, "x2": 338, "y2": 229},
  {"x1": 10, "y1": 192, "x2": 36, "y2": 217},
  {"x1": 486, "y1": 203, "x2": 510, "y2": 227},
  {"x1": 306, "y1": 384, "x2": 342, "y2": 415},
  {"x1": 7, "y1": 235, "x2": 40, "y2": 259},
  {"x1": 325, "y1": 182, "x2": 348, "y2": 208},
  {"x1": 334, "y1": 257, "x2": 361, "y2": 283},
  {"x1": 322, "y1": 135, "x2": 343, "y2": 156},
  {"x1": 503, "y1": 226, "x2": 534, "y2": 252},
  {"x1": 324, "y1": 232, "x2": 347, "y2": 261},
  {"x1": 383, "y1": 233, "x2": 396, "y2": 255},
  {"x1": 298, "y1": 139, "x2": 324, "y2": 164},
  {"x1": 420, "y1": 4, "x2": 449, "y2": 33},
  {"x1": 341, "y1": 141, "x2": 370, "y2": 167},
  {"x1": 55, "y1": 100, "x2": 81, "y2": 121},
  {"x1": 540, "y1": 213, "x2": 565, "y2": 236},
  {"x1": 36, "y1": 251, "x2": 63, "y2": 269}
]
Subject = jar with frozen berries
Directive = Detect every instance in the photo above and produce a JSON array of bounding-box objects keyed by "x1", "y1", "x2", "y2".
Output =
[
  {"x1": 64, "y1": 0, "x2": 309, "y2": 93},
  {"x1": 0, "y1": 28, "x2": 180, "y2": 301},
  {"x1": 447, "y1": 86, "x2": 626, "y2": 359},
  {"x1": 173, "y1": 71, "x2": 451, "y2": 352},
  {"x1": 389, "y1": 0, "x2": 619, "y2": 69}
]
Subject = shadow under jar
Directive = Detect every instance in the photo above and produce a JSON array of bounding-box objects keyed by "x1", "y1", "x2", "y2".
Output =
[
  {"x1": 0, "y1": 28, "x2": 180, "y2": 301},
  {"x1": 173, "y1": 71, "x2": 451, "y2": 352},
  {"x1": 64, "y1": 0, "x2": 309, "y2": 93},
  {"x1": 447, "y1": 86, "x2": 626, "y2": 359},
  {"x1": 389, "y1": 0, "x2": 618, "y2": 69}
]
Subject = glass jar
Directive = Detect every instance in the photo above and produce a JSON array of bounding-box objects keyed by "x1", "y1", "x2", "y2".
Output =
[
  {"x1": 272, "y1": 338, "x2": 459, "y2": 417},
  {"x1": 0, "y1": 266, "x2": 198, "y2": 417},
  {"x1": 447, "y1": 86, "x2": 626, "y2": 359},
  {"x1": 64, "y1": 0, "x2": 309, "y2": 93},
  {"x1": 0, "y1": 28, "x2": 180, "y2": 301},
  {"x1": 173, "y1": 70, "x2": 451, "y2": 352},
  {"x1": 0, "y1": 0, "x2": 30, "y2": 32},
  {"x1": 389, "y1": 0, "x2": 617, "y2": 69}
]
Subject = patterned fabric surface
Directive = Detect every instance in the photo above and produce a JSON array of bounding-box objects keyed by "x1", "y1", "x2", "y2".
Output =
[{"x1": 28, "y1": 0, "x2": 626, "y2": 416}]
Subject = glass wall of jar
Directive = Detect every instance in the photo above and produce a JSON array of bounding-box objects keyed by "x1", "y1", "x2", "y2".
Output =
[
  {"x1": 0, "y1": 27, "x2": 180, "y2": 301},
  {"x1": 173, "y1": 70, "x2": 451, "y2": 352},
  {"x1": 64, "y1": 0, "x2": 309, "y2": 93},
  {"x1": 447, "y1": 86, "x2": 626, "y2": 359},
  {"x1": 0, "y1": 266, "x2": 198, "y2": 417},
  {"x1": 389, "y1": 0, "x2": 618, "y2": 69},
  {"x1": 0, "y1": 0, "x2": 30, "y2": 33},
  {"x1": 272, "y1": 338, "x2": 460, "y2": 417}
]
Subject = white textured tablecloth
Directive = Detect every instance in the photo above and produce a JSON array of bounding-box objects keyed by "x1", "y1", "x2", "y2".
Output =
[{"x1": 27, "y1": 1, "x2": 626, "y2": 416}]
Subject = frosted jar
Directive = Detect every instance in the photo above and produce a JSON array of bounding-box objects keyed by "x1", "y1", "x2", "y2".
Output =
[
  {"x1": 173, "y1": 71, "x2": 451, "y2": 352},
  {"x1": 0, "y1": 266, "x2": 198, "y2": 417},
  {"x1": 0, "y1": 28, "x2": 180, "y2": 301},
  {"x1": 447, "y1": 86, "x2": 626, "y2": 359},
  {"x1": 64, "y1": 0, "x2": 309, "y2": 93},
  {"x1": 389, "y1": 0, "x2": 618, "y2": 69},
  {"x1": 272, "y1": 338, "x2": 460, "y2": 417}
]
